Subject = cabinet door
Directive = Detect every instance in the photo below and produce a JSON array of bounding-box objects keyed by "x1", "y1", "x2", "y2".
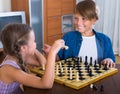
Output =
[
  {"x1": 47, "y1": 16, "x2": 61, "y2": 36},
  {"x1": 47, "y1": 0, "x2": 61, "y2": 16},
  {"x1": 62, "y1": 0, "x2": 75, "y2": 15},
  {"x1": 48, "y1": 34, "x2": 62, "y2": 45},
  {"x1": 11, "y1": 0, "x2": 30, "y2": 24}
]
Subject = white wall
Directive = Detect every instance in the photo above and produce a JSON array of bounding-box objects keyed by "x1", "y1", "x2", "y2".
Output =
[
  {"x1": 0, "y1": 0, "x2": 11, "y2": 48},
  {"x1": 0, "y1": 0, "x2": 11, "y2": 12}
]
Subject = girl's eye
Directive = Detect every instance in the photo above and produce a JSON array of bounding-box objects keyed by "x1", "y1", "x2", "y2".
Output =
[{"x1": 82, "y1": 17, "x2": 86, "y2": 20}]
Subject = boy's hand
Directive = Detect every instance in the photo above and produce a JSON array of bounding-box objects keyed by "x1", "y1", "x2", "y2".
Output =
[{"x1": 101, "y1": 58, "x2": 115, "y2": 68}]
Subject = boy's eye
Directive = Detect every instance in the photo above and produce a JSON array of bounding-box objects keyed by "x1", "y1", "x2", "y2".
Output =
[{"x1": 74, "y1": 17, "x2": 79, "y2": 21}]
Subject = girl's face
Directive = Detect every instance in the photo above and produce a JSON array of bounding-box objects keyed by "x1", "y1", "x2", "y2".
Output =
[
  {"x1": 26, "y1": 30, "x2": 36, "y2": 56},
  {"x1": 74, "y1": 14, "x2": 97, "y2": 36}
]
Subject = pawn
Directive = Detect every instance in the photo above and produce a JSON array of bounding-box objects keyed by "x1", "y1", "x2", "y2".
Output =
[
  {"x1": 94, "y1": 60, "x2": 98, "y2": 67},
  {"x1": 99, "y1": 63, "x2": 101, "y2": 68},
  {"x1": 103, "y1": 64, "x2": 109, "y2": 70},
  {"x1": 88, "y1": 69, "x2": 93, "y2": 77},
  {"x1": 69, "y1": 67, "x2": 73, "y2": 80},
  {"x1": 76, "y1": 72, "x2": 79, "y2": 81},
  {"x1": 79, "y1": 56, "x2": 82, "y2": 63},
  {"x1": 84, "y1": 56, "x2": 88, "y2": 66},
  {"x1": 90, "y1": 84, "x2": 98, "y2": 91},
  {"x1": 89, "y1": 57, "x2": 93, "y2": 66},
  {"x1": 42, "y1": 64, "x2": 45, "y2": 70},
  {"x1": 100, "y1": 85, "x2": 104, "y2": 92}
]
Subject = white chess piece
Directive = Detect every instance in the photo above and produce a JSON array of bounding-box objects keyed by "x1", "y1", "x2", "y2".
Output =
[
  {"x1": 56, "y1": 65, "x2": 59, "y2": 75},
  {"x1": 70, "y1": 67, "x2": 72, "y2": 80},
  {"x1": 64, "y1": 46, "x2": 69, "y2": 50},
  {"x1": 76, "y1": 72, "x2": 79, "y2": 81},
  {"x1": 42, "y1": 64, "x2": 45, "y2": 70}
]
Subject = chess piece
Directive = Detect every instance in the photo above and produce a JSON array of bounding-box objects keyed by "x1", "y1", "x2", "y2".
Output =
[
  {"x1": 79, "y1": 56, "x2": 82, "y2": 63},
  {"x1": 61, "y1": 67, "x2": 64, "y2": 73},
  {"x1": 84, "y1": 56, "x2": 88, "y2": 66},
  {"x1": 90, "y1": 84, "x2": 98, "y2": 91},
  {"x1": 59, "y1": 62, "x2": 62, "y2": 69},
  {"x1": 88, "y1": 69, "x2": 93, "y2": 77},
  {"x1": 42, "y1": 64, "x2": 45, "y2": 70},
  {"x1": 65, "y1": 67, "x2": 68, "y2": 76},
  {"x1": 100, "y1": 85, "x2": 104, "y2": 92},
  {"x1": 76, "y1": 72, "x2": 79, "y2": 81},
  {"x1": 56, "y1": 65, "x2": 59, "y2": 75},
  {"x1": 103, "y1": 64, "x2": 109, "y2": 70},
  {"x1": 69, "y1": 67, "x2": 73, "y2": 80},
  {"x1": 90, "y1": 57, "x2": 93, "y2": 66},
  {"x1": 64, "y1": 46, "x2": 69, "y2": 50}
]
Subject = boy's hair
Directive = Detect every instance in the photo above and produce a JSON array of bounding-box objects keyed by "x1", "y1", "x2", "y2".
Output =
[
  {"x1": 0, "y1": 23, "x2": 33, "y2": 71},
  {"x1": 74, "y1": 0, "x2": 99, "y2": 20}
]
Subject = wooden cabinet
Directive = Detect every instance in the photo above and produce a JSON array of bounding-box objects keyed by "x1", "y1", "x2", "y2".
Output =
[
  {"x1": 45, "y1": 0, "x2": 76, "y2": 45},
  {"x1": 62, "y1": 0, "x2": 75, "y2": 15},
  {"x1": 11, "y1": 0, "x2": 30, "y2": 24},
  {"x1": 11, "y1": 0, "x2": 76, "y2": 46},
  {"x1": 47, "y1": 0, "x2": 61, "y2": 17},
  {"x1": 11, "y1": 0, "x2": 43, "y2": 51}
]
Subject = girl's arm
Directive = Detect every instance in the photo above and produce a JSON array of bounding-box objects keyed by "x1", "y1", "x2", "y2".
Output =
[
  {"x1": 25, "y1": 49, "x2": 46, "y2": 66},
  {"x1": 6, "y1": 39, "x2": 66, "y2": 89}
]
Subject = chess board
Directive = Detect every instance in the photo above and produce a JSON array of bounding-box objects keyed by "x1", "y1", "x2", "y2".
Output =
[{"x1": 29, "y1": 57, "x2": 118, "y2": 90}]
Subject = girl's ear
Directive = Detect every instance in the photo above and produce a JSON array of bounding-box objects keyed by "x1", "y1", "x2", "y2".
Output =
[{"x1": 20, "y1": 45, "x2": 27, "y2": 53}]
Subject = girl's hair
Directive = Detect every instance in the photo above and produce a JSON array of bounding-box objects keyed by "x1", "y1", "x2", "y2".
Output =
[
  {"x1": 74, "y1": 0, "x2": 99, "y2": 20},
  {"x1": 0, "y1": 23, "x2": 33, "y2": 72}
]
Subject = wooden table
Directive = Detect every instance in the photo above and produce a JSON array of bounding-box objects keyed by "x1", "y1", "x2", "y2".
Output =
[{"x1": 24, "y1": 64, "x2": 120, "y2": 94}]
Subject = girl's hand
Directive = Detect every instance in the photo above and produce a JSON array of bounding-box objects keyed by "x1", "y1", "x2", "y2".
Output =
[
  {"x1": 101, "y1": 58, "x2": 115, "y2": 68},
  {"x1": 50, "y1": 39, "x2": 67, "y2": 55}
]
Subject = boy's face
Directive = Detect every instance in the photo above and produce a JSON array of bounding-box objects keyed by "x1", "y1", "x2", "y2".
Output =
[{"x1": 74, "y1": 14, "x2": 97, "y2": 36}]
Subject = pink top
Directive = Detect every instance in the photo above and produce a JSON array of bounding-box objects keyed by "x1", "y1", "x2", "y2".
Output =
[{"x1": 0, "y1": 60, "x2": 23, "y2": 94}]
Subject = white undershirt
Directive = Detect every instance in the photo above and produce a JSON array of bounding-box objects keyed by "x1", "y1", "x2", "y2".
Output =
[{"x1": 78, "y1": 35, "x2": 98, "y2": 64}]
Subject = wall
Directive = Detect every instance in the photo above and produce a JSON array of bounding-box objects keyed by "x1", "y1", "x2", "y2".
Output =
[
  {"x1": 0, "y1": 0, "x2": 11, "y2": 12},
  {"x1": 0, "y1": 0, "x2": 11, "y2": 48}
]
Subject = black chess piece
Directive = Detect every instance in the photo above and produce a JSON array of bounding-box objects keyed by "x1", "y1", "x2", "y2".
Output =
[
  {"x1": 76, "y1": 57, "x2": 79, "y2": 62},
  {"x1": 79, "y1": 76, "x2": 85, "y2": 80},
  {"x1": 78, "y1": 71, "x2": 83, "y2": 76},
  {"x1": 100, "y1": 85, "x2": 104, "y2": 92},
  {"x1": 90, "y1": 84, "x2": 98, "y2": 91},
  {"x1": 86, "y1": 65, "x2": 90, "y2": 70},
  {"x1": 99, "y1": 63, "x2": 101, "y2": 68},
  {"x1": 88, "y1": 69, "x2": 93, "y2": 77},
  {"x1": 84, "y1": 56, "x2": 88, "y2": 66},
  {"x1": 103, "y1": 64, "x2": 109, "y2": 70},
  {"x1": 94, "y1": 60, "x2": 98, "y2": 67},
  {"x1": 79, "y1": 56, "x2": 82, "y2": 63},
  {"x1": 67, "y1": 61, "x2": 72, "y2": 68},
  {"x1": 76, "y1": 65, "x2": 82, "y2": 70},
  {"x1": 59, "y1": 71, "x2": 64, "y2": 77},
  {"x1": 93, "y1": 85, "x2": 98, "y2": 91},
  {"x1": 90, "y1": 57, "x2": 93, "y2": 66}
]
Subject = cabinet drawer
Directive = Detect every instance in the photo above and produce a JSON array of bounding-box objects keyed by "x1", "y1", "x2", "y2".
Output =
[
  {"x1": 47, "y1": 16, "x2": 61, "y2": 36},
  {"x1": 47, "y1": 34, "x2": 62, "y2": 45},
  {"x1": 62, "y1": 0, "x2": 74, "y2": 15},
  {"x1": 47, "y1": 0, "x2": 61, "y2": 16}
]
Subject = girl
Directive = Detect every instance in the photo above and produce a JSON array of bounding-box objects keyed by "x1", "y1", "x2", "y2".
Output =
[{"x1": 0, "y1": 23, "x2": 66, "y2": 94}]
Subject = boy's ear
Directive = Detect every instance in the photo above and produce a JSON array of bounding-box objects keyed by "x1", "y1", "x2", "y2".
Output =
[{"x1": 92, "y1": 19, "x2": 97, "y2": 25}]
